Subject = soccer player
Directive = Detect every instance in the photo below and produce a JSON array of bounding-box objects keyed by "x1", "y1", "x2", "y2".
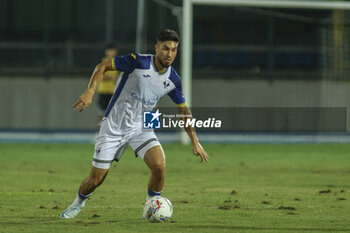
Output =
[
  {"x1": 61, "y1": 29, "x2": 209, "y2": 219},
  {"x1": 96, "y1": 44, "x2": 120, "y2": 122}
]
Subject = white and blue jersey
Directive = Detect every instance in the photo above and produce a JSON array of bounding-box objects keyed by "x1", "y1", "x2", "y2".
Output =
[{"x1": 100, "y1": 53, "x2": 186, "y2": 136}]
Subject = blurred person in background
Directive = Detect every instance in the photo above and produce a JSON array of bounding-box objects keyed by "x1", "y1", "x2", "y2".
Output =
[{"x1": 96, "y1": 44, "x2": 120, "y2": 122}]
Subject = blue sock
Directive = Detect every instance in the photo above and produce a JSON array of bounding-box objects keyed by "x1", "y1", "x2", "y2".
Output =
[
  {"x1": 148, "y1": 188, "x2": 161, "y2": 197},
  {"x1": 78, "y1": 188, "x2": 93, "y2": 200},
  {"x1": 74, "y1": 188, "x2": 93, "y2": 205}
]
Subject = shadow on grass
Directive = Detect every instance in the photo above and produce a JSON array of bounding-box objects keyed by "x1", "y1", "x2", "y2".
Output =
[
  {"x1": 0, "y1": 217, "x2": 144, "y2": 225},
  {"x1": 174, "y1": 224, "x2": 350, "y2": 232},
  {"x1": 2, "y1": 218, "x2": 350, "y2": 232}
]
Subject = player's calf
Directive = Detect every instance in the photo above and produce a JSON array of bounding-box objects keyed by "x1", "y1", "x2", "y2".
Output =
[
  {"x1": 144, "y1": 146, "x2": 166, "y2": 192},
  {"x1": 61, "y1": 166, "x2": 108, "y2": 219}
]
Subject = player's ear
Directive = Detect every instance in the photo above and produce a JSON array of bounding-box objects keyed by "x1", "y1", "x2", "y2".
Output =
[{"x1": 155, "y1": 43, "x2": 158, "y2": 53}]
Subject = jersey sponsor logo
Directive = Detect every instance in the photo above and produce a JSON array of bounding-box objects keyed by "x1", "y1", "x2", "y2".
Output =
[
  {"x1": 143, "y1": 110, "x2": 162, "y2": 129},
  {"x1": 163, "y1": 80, "x2": 170, "y2": 89},
  {"x1": 131, "y1": 92, "x2": 156, "y2": 106}
]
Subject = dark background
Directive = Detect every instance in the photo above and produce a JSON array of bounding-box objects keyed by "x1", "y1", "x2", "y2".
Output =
[{"x1": 0, "y1": 0, "x2": 337, "y2": 79}]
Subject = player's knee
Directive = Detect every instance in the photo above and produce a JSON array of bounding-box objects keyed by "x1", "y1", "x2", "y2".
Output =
[
  {"x1": 88, "y1": 173, "x2": 106, "y2": 187},
  {"x1": 151, "y1": 161, "x2": 166, "y2": 175},
  {"x1": 87, "y1": 167, "x2": 108, "y2": 187},
  {"x1": 88, "y1": 176, "x2": 103, "y2": 187}
]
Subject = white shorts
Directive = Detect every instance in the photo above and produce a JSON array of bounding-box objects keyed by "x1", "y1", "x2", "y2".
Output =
[{"x1": 92, "y1": 130, "x2": 161, "y2": 169}]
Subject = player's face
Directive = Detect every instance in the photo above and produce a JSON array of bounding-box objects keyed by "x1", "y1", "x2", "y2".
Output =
[{"x1": 155, "y1": 41, "x2": 178, "y2": 68}]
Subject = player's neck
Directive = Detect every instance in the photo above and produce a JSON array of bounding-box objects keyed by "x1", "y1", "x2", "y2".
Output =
[{"x1": 154, "y1": 56, "x2": 167, "y2": 74}]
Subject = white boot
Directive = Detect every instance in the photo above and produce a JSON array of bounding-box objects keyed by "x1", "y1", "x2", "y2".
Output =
[{"x1": 61, "y1": 202, "x2": 84, "y2": 219}]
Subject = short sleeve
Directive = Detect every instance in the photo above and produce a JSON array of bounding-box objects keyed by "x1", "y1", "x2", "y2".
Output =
[
  {"x1": 168, "y1": 68, "x2": 186, "y2": 106},
  {"x1": 112, "y1": 53, "x2": 137, "y2": 73}
]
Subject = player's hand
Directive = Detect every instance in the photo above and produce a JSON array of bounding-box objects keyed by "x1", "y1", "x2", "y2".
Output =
[
  {"x1": 73, "y1": 90, "x2": 94, "y2": 112},
  {"x1": 192, "y1": 142, "x2": 209, "y2": 163}
]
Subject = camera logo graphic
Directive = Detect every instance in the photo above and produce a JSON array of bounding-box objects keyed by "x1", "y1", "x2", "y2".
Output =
[{"x1": 143, "y1": 109, "x2": 162, "y2": 129}]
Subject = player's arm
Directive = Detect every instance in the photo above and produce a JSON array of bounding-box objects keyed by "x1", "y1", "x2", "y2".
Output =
[
  {"x1": 73, "y1": 59, "x2": 114, "y2": 112},
  {"x1": 177, "y1": 104, "x2": 209, "y2": 163}
]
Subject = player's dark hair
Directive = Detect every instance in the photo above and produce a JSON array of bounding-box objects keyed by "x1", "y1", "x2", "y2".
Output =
[
  {"x1": 157, "y1": 29, "x2": 180, "y2": 43},
  {"x1": 105, "y1": 43, "x2": 118, "y2": 50}
]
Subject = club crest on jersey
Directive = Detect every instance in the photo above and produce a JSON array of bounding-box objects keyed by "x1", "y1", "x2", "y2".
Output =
[
  {"x1": 163, "y1": 80, "x2": 170, "y2": 89},
  {"x1": 143, "y1": 110, "x2": 162, "y2": 129}
]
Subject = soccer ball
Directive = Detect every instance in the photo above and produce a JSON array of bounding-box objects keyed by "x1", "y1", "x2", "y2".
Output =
[{"x1": 144, "y1": 196, "x2": 173, "y2": 223}]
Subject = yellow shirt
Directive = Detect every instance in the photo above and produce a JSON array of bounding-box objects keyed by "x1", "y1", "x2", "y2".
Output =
[{"x1": 97, "y1": 58, "x2": 120, "y2": 94}]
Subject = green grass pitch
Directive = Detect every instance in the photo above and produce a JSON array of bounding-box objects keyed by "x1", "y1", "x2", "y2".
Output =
[{"x1": 0, "y1": 143, "x2": 350, "y2": 233}]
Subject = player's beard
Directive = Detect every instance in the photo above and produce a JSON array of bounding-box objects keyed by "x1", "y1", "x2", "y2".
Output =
[{"x1": 157, "y1": 56, "x2": 172, "y2": 68}]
